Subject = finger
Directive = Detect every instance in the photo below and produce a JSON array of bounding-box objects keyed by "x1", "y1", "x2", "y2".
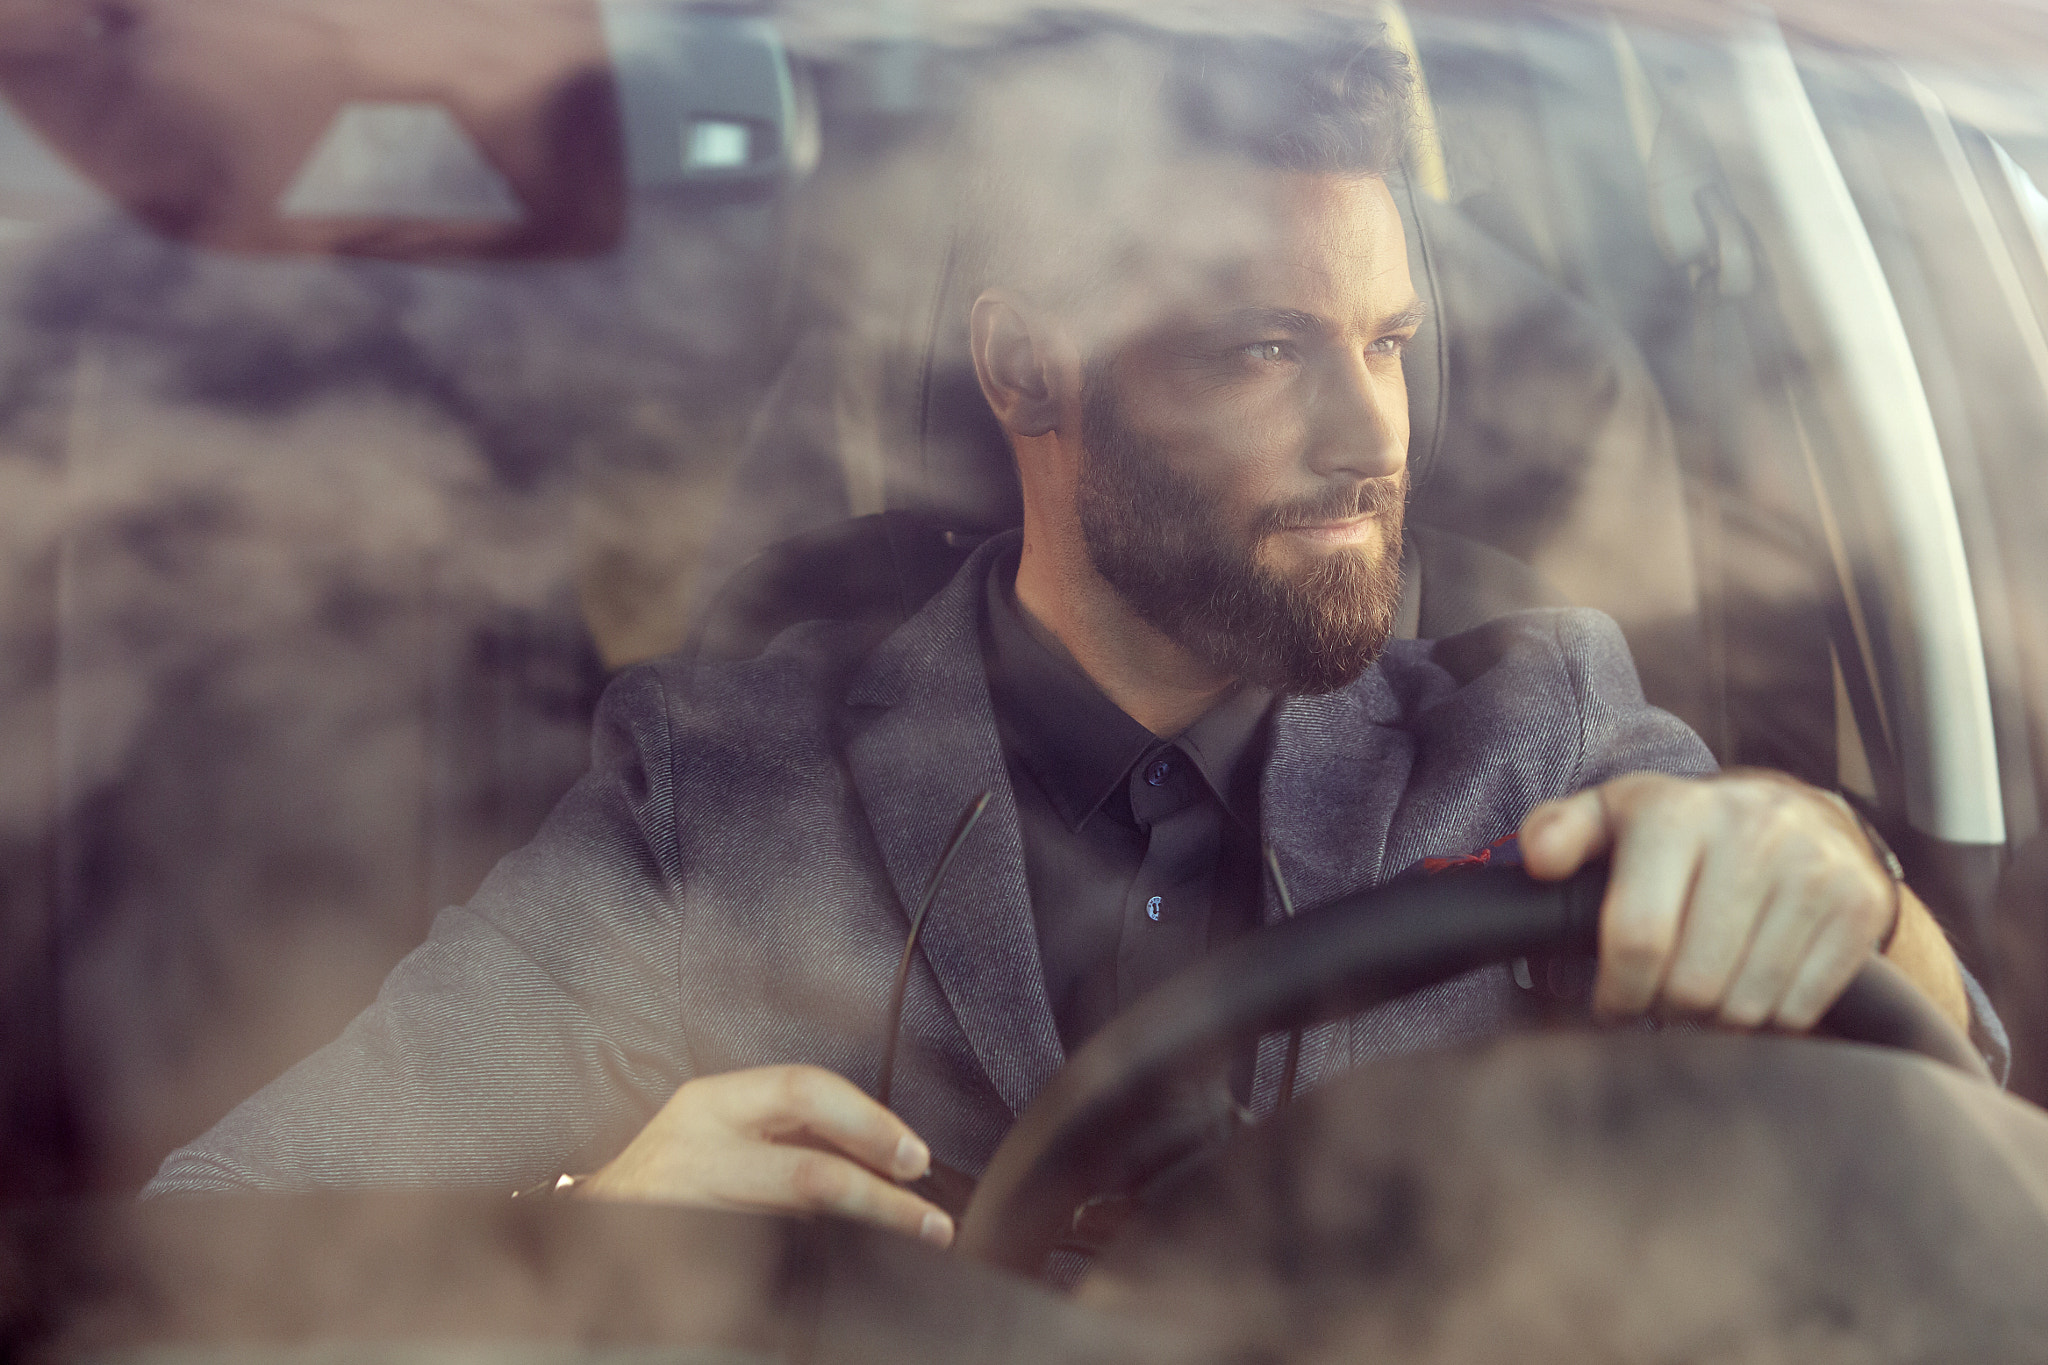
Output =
[
  {"x1": 1519, "y1": 788, "x2": 1613, "y2": 881},
  {"x1": 1593, "y1": 796, "x2": 1705, "y2": 1018},
  {"x1": 1718, "y1": 878, "x2": 1833, "y2": 1030},
  {"x1": 1774, "y1": 903, "x2": 1884, "y2": 1032},
  {"x1": 720, "y1": 1065, "x2": 931, "y2": 1181},
  {"x1": 1655, "y1": 837, "x2": 1773, "y2": 1016},
  {"x1": 730, "y1": 1145, "x2": 955, "y2": 1247}
]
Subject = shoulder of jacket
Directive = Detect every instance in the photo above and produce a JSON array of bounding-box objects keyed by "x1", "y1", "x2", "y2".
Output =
[
  {"x1": 624, "y1": 617, "x2": 879, "y2": 725},
  {"x1": 1418, "y1": 607, "x2": 1626, "y2": 691}
]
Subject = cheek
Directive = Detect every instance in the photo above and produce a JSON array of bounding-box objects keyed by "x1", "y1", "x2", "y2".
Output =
[
  {"x1": 1135, "y1": 387, "x2": 1304, "y2": 498},
  {"x1": 1377, "y1": 369, "x2": 1412, "y2": 444},
  {"x1": 1107, "y1": 354, "x2": 1311, "y2": 519},
  {"x1": 1168, "y1": 434, "x2": 1296, "y2": 537}
]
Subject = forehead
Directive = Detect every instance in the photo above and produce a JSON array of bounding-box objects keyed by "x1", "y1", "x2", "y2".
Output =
[{"x1": 1071, "y1": 167, "x2": 1414, "y2": 350}]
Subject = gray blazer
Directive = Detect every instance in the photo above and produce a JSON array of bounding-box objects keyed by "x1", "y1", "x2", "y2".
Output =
[{"x1": 148, "y1": 535, "x2": 1715, "y2": 1195}]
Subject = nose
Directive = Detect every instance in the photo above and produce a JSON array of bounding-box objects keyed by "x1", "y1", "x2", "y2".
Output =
[{"x1": 1304, "y1": 346, "x2": 1408, "y2": 481}]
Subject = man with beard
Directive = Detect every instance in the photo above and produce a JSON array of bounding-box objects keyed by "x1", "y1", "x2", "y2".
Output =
[{"x1": 150, "y1": 29, "x2": 1988, "y2": 1254}]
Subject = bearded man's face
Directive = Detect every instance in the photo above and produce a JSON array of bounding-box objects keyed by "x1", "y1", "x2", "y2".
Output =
[
  {"x1": 1078, "y1": 362, "x2": 1407, "y2": 695},
  {"x1": 1064, "y1": 171, "x2": 1420, "y2": 695}
]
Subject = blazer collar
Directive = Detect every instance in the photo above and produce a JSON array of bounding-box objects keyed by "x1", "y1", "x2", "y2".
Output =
[{"x1": 843, "y1": 533, "x2": 1066, "y2": 1116}]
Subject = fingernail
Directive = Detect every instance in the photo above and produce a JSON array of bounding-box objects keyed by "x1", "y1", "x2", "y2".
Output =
[
  {"x1": 920, "y1": 1210, "x2": 954, "y2": 1248},
  {"x1": 894, "y1": 1135, "x2": 930, "y2": 1180}
]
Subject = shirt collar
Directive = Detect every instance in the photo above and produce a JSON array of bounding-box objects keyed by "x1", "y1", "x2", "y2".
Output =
[
  {"x1": 981, "y1": 545, "x2": 1274, "y2": 832},
  {"x1": 1175, "y1": 676, "x2": 1275, "y2": 823}
]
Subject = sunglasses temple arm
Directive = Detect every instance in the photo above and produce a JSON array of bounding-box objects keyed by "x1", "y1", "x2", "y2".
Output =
[{"x1": 876, "y1": 789, "x2": 993, "y2": 1110}]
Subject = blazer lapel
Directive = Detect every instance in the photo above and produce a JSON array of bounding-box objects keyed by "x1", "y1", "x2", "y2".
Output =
[
  {"x1": 1261, "y1": 674, "x2": 1414, "y2": 912},
  {"x1": 843, "y1": 541, "x2": 1065, "y2": 1117},
  {"x1": 1249, "y1": 670, "x2": 1415, "y2": 1109}
]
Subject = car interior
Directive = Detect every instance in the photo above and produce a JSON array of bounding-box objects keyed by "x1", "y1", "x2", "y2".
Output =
[
  {"x1": 1, "y1": 0, "x2": 2047, "y2": 1248},
  {"x1": 688, "y1": 6, "x2": 2048, "y2": 1088},
  {"x1": 9, "y1": 0, "x2": 2048, "y2": 1357}
]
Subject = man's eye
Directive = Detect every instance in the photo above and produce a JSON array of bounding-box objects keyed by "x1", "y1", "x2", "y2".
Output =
[
  {"x1": 1369, "y1": 334, "x2": 1412, "y2": 355},
  {"x1": 1240, "y1": 341, "x2": 1293, "y2": 363}
]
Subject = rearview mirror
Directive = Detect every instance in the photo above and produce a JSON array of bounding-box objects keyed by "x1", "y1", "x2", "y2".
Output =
[{"x1": 0, "y1": 0, "x2": 805, "y2": 259}]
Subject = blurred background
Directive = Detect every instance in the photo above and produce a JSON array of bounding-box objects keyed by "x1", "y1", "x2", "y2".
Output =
[{"x1": 4, "y1": 0, "x2": 2048, "y2": 1199}]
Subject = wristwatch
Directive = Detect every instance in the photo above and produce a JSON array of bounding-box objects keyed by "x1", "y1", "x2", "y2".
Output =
[
  {"x1": 1834, "y1": 794, "x2": 1906, "y2": 953},
  {"x1": 511, "y1": 1171, "x2": 587, "y2": 1200}
]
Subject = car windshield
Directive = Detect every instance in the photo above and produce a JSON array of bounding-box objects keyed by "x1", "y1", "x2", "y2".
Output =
[{"x1": 7, "y1": 0, "x2": 2048, "y2": 1358}]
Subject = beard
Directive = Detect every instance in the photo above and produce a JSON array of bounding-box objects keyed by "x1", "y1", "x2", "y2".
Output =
[{"x1": 1076, "y1": 366, "x2": 1406, "y2": 696}]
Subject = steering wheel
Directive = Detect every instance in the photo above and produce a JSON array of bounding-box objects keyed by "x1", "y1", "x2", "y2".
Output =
[{"x1": 953, "y1": 863, "x2": 1988, "y2": 1276}]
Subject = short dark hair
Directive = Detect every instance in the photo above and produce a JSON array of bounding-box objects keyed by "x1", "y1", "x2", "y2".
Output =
[
  {"x1": 1161, "y1": 30, "x2": 1414, "y2": 177},
  {"x1": 956, "y1": 23, "x2": 1415, "y2": 307}
]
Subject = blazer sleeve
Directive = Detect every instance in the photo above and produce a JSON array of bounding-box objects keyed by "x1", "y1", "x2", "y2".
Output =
[
  {"x1": 145, "y1": 666, "x2": 692, "y2": 1195},
  {"x1": 1549, "y1": 610, "x2": 2012, "y2": 1083},
  {"x1": 1549, "y1": 609, "x2": 1718, "y2": 789}
]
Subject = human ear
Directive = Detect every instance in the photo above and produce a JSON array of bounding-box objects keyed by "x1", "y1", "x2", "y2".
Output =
[{"x1": 968, "y1": 290, "x2": 1061, "y2": 439}]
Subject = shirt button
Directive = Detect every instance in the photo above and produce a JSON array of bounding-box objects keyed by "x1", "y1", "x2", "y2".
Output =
[
  {"x1": 1145, "y1": 758, "x2": 1173, "y2": 786},
  {"x1": 1146, "y1": 896, "x2": 1163, "y2": 922}
]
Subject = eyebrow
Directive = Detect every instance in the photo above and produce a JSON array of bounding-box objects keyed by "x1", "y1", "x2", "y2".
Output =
[
  {"x1": 1379, "y1": 298, "x2": 1431, "y2": 333},
  {"x1": 1204, "y1": 307, "x2": 1327, "y2": 342},
  {"x1": 1219, "y1": 298, "x2": 1431, "y2": 339}
]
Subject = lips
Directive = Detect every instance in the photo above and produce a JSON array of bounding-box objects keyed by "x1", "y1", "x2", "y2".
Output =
[
  {"x1": 1280, "y1": 512, "x2": 1378, "y2": 534},
  {"x1": 1275, "y1": 513, "x2": 1382, "y2": 547},
  {"x1": 1262, "y1": 472, "x2": 1406, "y2": 535}
]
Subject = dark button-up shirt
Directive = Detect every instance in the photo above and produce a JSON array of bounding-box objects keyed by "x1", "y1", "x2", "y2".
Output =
[{"x1": 980, "y1": 551, "x2": 1275, "y2": 1065}]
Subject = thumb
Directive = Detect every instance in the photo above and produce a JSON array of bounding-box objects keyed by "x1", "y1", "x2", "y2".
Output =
[{"x1": 1519, "y1": 786, "x2": 1614, "y2": 881}]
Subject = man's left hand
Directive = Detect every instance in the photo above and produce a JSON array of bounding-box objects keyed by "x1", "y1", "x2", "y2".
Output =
[{"x1": 1518, "y1": 770, "x2": 1967, "y2": 1033}]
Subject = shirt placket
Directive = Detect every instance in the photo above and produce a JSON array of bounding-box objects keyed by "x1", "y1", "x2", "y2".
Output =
[{"x1": 1116, "y1": 742, "x2": 1225, "y2": 1011}]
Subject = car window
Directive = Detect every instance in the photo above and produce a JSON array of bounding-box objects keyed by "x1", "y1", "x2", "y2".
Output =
[{"x1": 5, "y1": 0, "x2": 2048, "y2": 1340}]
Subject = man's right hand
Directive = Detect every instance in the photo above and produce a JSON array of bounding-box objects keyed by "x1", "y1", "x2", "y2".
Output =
[{"x1": 578, "y1": 1064, "x2": 954, "y2": 1248}]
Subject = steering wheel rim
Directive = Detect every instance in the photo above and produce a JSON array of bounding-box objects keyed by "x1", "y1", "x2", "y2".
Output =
[{"x1": 953, "y1": 863, "x2": 1987, "y2": 1276}]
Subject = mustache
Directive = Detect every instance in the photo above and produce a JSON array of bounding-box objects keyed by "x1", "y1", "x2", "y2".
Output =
[{"x1": 1254, "y1": 472, "x2": 1409, "y2": 535}]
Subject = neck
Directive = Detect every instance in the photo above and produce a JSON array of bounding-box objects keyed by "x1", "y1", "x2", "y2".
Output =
[{"x1": 1012, "y1": 518, "x2": 1236, "y2": 737}]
